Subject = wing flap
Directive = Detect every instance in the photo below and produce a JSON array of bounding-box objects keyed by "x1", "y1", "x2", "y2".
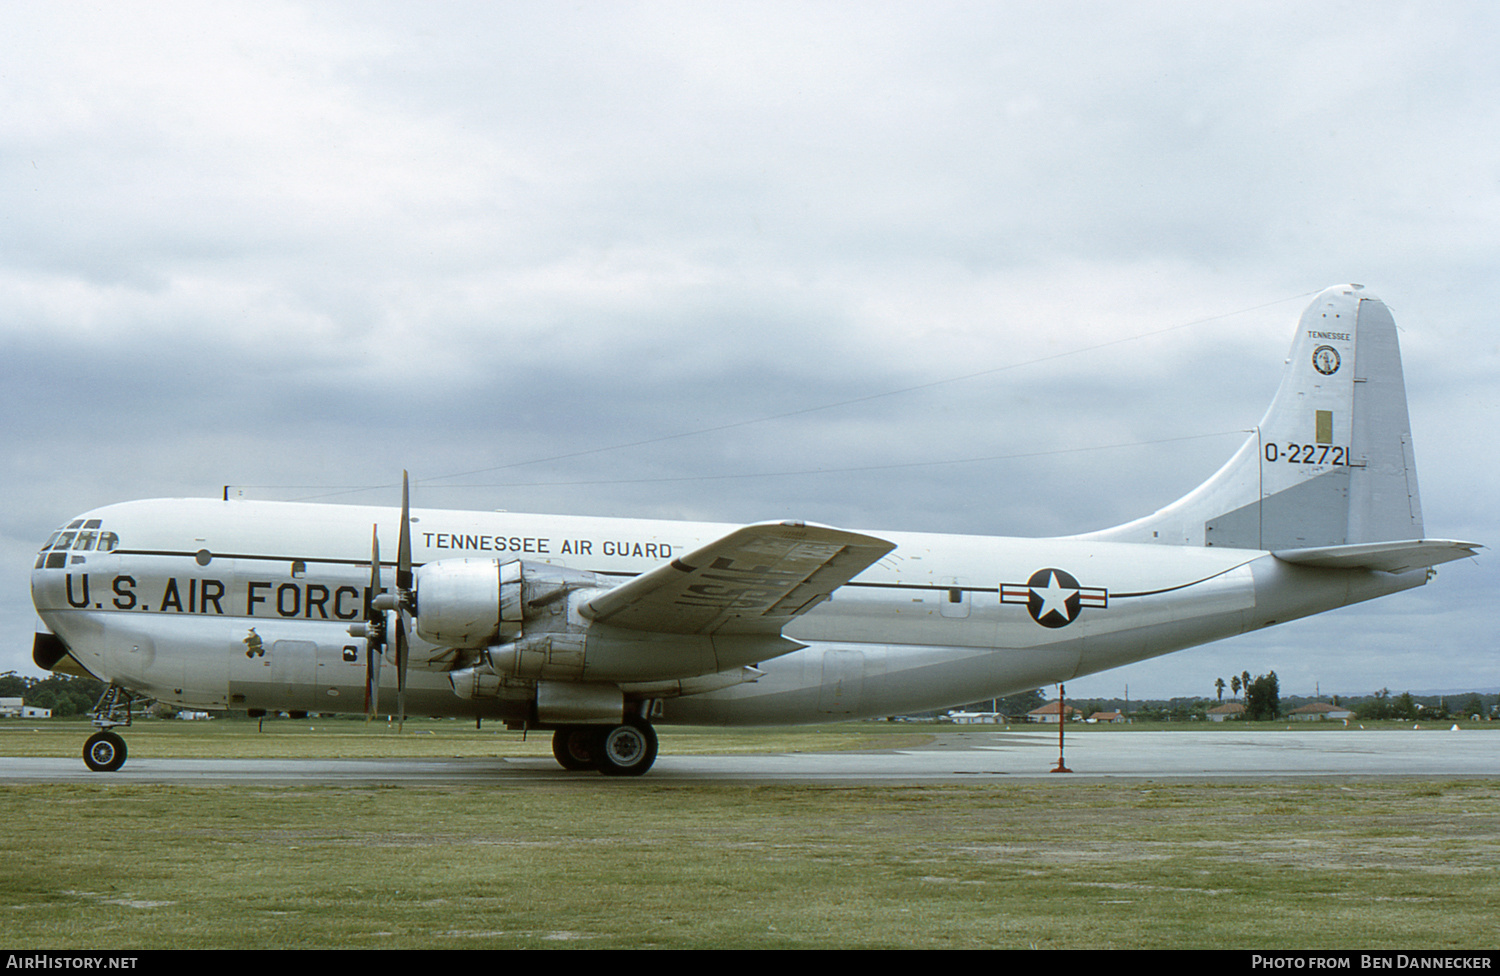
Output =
[
  {"x1": 582, "y1": 521, "x2": 896, "y2": 635},
  {"x1": 1273, "y1": 539, "x2": 1481, "y2": 574}
]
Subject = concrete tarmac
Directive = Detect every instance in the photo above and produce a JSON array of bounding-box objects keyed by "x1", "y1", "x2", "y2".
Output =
[{"x1": 2, "y1": 728, "x2": 1495, "y2": 785}]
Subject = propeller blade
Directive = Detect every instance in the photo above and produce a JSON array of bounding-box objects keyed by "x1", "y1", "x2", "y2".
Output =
[
  {"x1": 364, "y1": 634, "x2": 383, "y2": 718},
  {"x1": 394, "y1": 471, "x2": 413, "y2": 730},
  {"x1": 394, "y1": 611, "x2": 408, "y2": 732},
  {"x1": 397, "y1": 470, "x2": 412, "y2": 592},
  {"x1": 361, "y1": 526, "x2": 385, "y2": 720}
]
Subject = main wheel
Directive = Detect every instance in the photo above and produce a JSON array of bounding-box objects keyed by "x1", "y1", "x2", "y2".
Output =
[
  {"x1": 595, "y1": 721, "x2": 658, "y2": 777},
  {"x1": 552, "y1": 726, "x2": 599, "y2": 771},
  {"x1": 83, "y1": 731, "x2": 127, "y2": 772}
]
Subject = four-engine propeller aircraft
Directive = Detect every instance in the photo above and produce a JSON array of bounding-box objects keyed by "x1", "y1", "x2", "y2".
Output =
[{"x1": 29, "y1": 285, "x2": 1479, "y2": 774}]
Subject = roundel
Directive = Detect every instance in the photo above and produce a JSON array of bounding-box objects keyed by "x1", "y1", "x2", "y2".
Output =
[
  {"x1": 1312, "y1": 344, "x2": 1341, "y2": 376},
  {"x1": 1026, "y1": 568, "x2": 1081, "y2": 629}
]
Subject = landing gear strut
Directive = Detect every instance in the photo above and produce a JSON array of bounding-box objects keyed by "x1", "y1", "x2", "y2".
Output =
[
  {"x1": 81, "y1": 683, "x2": 150, "y2": 773},
  {"x1": 550, "y1": 721, "x2": 659, "y2": 776}
]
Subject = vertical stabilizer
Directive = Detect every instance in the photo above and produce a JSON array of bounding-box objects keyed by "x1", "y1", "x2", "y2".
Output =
[{"x1": 1076, "y1": 285, "x2": 1424, "y2": 549}]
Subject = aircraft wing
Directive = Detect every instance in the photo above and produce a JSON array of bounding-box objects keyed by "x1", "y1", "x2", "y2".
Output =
[
  {"x1": 1273, "y1": 539, "x2": 1481, "y2": 574},
  {"x1": 580, "y1": 521, "x2": 896, "y2": 635}
]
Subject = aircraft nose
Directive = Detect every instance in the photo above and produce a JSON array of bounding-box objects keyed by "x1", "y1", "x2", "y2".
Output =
[{"x1": 32, "y1": 514, "x2": 116, "y2": 623}]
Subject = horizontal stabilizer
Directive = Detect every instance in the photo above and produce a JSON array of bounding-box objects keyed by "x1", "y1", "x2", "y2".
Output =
[{"x1": 1273, "y1": 539, "x2": 1481, "y2": 574}]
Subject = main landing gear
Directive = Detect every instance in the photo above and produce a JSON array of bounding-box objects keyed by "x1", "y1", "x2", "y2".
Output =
[
  {"x1": 82, "y1": 683, "x2": 149, "y2": 772},
  {"x1": 551, "y1": 720, "x2": 659, "y2": 776}
]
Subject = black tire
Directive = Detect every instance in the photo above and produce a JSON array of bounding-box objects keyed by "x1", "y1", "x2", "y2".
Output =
[
  {"x1": 595, "y1": 721, "x2": 658, "y2": 777},
  {"x1": 83, "y1": 731, "x2": 127, "y2": 772},
  {"x1": 552, "y1": 726, "x2": 599, "y2": 771}
]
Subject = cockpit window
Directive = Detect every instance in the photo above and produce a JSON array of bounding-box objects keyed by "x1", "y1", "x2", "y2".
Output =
[{"x1": 36, "y1": 522, "x2": 119, "y2": 567}]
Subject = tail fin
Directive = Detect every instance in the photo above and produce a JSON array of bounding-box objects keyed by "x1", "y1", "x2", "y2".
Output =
[{"x1": 1079, "y1": 284, "x2": 1425, "y2": 550}]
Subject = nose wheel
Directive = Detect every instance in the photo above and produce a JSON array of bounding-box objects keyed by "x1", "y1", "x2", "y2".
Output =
[{"x1": 83, "y1": 731, "x2": 127, "y2": 772}]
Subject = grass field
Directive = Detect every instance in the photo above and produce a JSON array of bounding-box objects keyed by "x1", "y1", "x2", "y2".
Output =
[{"x1": 2, "y1": 719, "x2": 1497, "y2": 950}]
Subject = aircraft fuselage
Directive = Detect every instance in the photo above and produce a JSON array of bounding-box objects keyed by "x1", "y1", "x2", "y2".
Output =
[{"x1": 31, "y1": 496, "x2": 1424, "y2": 726}]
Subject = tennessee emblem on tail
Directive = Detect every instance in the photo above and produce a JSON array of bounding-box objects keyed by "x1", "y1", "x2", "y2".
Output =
[{"x1": 30, "y1": 285, "x2": 1479, "y2": 774}]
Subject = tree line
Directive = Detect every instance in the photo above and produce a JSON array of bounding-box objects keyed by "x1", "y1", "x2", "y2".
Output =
[{"x1": 0, "y1": 673, "x2": 105, "y2": 718}]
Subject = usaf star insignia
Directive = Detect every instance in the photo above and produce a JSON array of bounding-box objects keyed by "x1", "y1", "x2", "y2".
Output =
[{"x1": 1001, "y1": 568, "x2": 1108, "y2": 628}]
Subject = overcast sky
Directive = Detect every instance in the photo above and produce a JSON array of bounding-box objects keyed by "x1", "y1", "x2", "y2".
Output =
[{"x1": 2, "y1": 1, "x2": 1495, "y2": 701}]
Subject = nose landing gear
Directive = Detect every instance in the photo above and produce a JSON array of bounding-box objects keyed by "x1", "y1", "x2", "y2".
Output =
[{"x1": 81, "y1": 683, "x2": 150, "y2": 773}]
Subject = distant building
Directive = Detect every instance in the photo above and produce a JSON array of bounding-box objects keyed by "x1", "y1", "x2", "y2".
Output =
[
  {"x1": 1289, "y1": 702, "x2": 1354, "y2": 722},
  {"x1": 1027, "y1": 700, "x2": 1080, "y2": 723},
  {"x1": 1207, "y1": 702, "x2": 1245, "y2": 722},
  {"x1": 0, "y1": 698, "x2": 49, "y2": 719},
  {"x1": 1088, "y1": 710, "x2": 1126, "y2": 724},
  {"x1": 946, "y1": 710, "x2": 1005, "y2": 724}
]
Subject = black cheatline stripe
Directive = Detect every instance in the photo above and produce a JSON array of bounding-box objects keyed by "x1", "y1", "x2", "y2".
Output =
[
  {"x1": 111, "y1": 552, "x2": 1262, "y2": 598},
  {"x1": 116, "y1": 549, "x2": 391, "y2": 568}
]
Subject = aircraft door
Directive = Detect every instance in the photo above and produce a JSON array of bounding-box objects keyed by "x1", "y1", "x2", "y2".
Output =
[
  {"x1": 228, "y1": 631, "x2": 319, "y2": 711},
  {"x1": 817, "y1": 648, "x2": 864, "y2": 715},
  {"x1": 314, "y1": 639, "x2": 367, "y2": 711}
]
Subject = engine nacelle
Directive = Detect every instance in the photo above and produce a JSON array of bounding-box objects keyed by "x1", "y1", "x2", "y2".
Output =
[
  {"x1": 413, "y1": 559, "x2": 604, "y2": 648},
  {"x1": 486, "y1": 629, "x2": 803, "y2": 682},
  {"x1": 417, "y1": 558, "x2": 806, "y2": 683}
]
